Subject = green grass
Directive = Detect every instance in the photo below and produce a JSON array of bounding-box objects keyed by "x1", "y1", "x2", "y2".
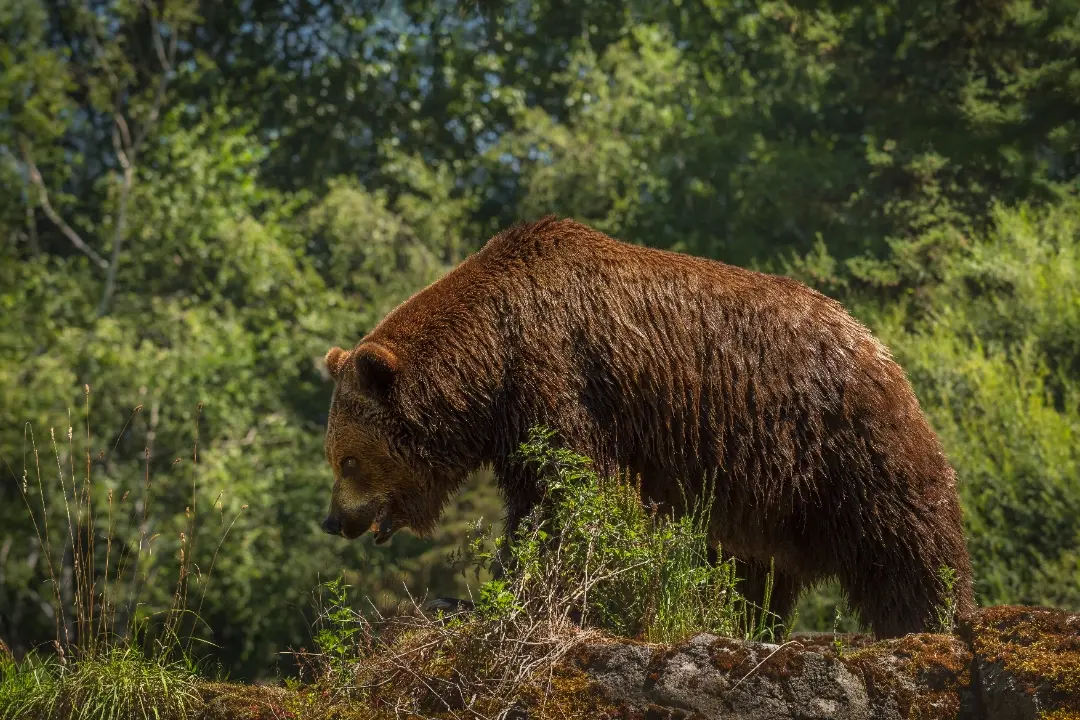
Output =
[{"x1": 0, "y1": 646, "x2": 202, "y2": 720}]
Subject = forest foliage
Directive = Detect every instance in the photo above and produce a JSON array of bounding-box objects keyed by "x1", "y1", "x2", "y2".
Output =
[{"x1": 1, "y1": 0, "x2": 1079, "y2": 679}]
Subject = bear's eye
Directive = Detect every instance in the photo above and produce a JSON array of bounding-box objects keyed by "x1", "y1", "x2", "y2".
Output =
[{"x1": 341, "y1": 457, "x2": 358, "y2": 473}]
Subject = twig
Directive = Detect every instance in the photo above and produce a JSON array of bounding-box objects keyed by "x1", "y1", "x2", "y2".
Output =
[
  {"x1": 96, "y1": 1, "x2": 177, "y2": 316},
  {"x1": 138, "y1": 1, "x2": 177, "y2": 152},
  {"x1": 80, "y1": 0, "x2": 120, "y2": 91},
  {"x1": 17, "y1": 140, "x2": 109, "y2": 270},
  {"x1": 727, "y1": 640, "x2": 803, "y2": 694},
  {"x1": 95, "y1": 114, "x2": 135, "y2": 316}
]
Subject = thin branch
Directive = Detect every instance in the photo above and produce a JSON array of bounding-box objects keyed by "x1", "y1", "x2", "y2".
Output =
[
  {"x1": 96, "y1": 117, "x2": 135, "y2": 316},
  {"x1": 7, "y1": 152, "x2": 43, "y2": 257},
  {"x1": 134, "y1": 1, "x2": 176, "y2": 153},
  {"x1": 25, "y1": 198, "x2": 39, "y2": 256},
  {"x1": 113, "y1": 113, "x2": 134, "y2": 165},
  {"x1": 4, "y1": 144, "x2": 43, "y2": 257},
  {"x1": 97, "y1": 1, "x2": 176, "y2": 316},
  {"x1": 18, "y1": 140, "x2": 109, "y2": 270},
  {"x1": 81, "y1": 1, "x2": 120, "y2": 91}
]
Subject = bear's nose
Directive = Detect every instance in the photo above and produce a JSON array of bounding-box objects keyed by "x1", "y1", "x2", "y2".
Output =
[{"x1": 321, "y1": 514, "x2": 342, "y2": 536}]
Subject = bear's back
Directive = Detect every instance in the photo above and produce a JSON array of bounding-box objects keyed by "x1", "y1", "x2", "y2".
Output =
[
  {"x1": 478, "y1": 217, "x2": 835, "y2": 306},
  {"x1": 472, "y1": 217, "x2": 865, "y2": 352}
]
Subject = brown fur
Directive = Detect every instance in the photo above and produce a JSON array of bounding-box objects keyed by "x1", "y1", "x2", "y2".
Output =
[{"x1": 322, "y1": 217, "x2": 976, "y2": 637}]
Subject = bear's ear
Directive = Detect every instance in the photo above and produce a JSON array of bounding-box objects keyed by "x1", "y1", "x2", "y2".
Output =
[
  {"x1": 325, "y1": 347, "x2": 351, "y2": 381},
  {"x1": 353, "y1": 342, "x2": 399, "y2": 405}
]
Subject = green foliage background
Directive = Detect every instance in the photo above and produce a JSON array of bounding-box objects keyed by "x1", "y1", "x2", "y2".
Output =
[{"x1": 1, "y1": 0, "x2": 1078, "y2": 679}]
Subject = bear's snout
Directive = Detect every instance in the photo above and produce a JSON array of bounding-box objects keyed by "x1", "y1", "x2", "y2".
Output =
[
  {"x1": 320, "y1": 502, "x2": 389, "y2": 541},
  {"x1": 320, "y1": 514, "x2": 342, "y2": 536}
]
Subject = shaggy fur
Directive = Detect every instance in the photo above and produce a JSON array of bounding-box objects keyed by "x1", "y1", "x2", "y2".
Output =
[{"x1": 322, "y1": 216, "x2": 975, "y2": 637}]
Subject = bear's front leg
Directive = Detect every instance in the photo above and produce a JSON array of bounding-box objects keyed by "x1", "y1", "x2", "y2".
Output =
[{"x1": 486, "y1": 471, "x2": 544, "y2": 582}]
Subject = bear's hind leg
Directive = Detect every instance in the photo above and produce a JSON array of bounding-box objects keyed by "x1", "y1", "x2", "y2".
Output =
[
  {"x1": 839, "y1": 535, "x2": 973, "y2": 639},
  {"x1": 839, "y1": 566, "x2": 933, "y2": 638}
]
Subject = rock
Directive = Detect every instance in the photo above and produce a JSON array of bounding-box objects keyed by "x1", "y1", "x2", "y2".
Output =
[
  {"x1": 964, "y1": 606, "x2": 1080, "y2": 720},
  {"x1": 977, "y1": 661, "x2": 1041, "y2": 720},
  {"x1": 572, "y1": 633, "x2": 875, "y2": 719},
  {"x1": 840, "y1": 633, "x2": 976, "y2": 719}
]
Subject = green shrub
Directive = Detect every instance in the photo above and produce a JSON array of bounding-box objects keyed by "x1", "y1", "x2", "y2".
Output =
[
  {"x1": 860, "y1": 200, "x2": 1080, "y2": 610},
  {"x1": 795, "y1": 198, "x2": 1080, "y2": 628},
  {"x1": 311, "y1": 575, "x2": 361, "y2": 689},
  {"x1": 470, "y1": 426, "x2": 782, "y2": 643}
]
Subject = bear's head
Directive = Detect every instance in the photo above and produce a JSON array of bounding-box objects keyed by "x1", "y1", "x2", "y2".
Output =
[{"x1": 320, "y1": 343, "x2": 461, "y2": 544}]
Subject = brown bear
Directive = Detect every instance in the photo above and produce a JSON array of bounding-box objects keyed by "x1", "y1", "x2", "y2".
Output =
[{"x1": 320, "y1": 216, "x2": 975, "y2": 638}]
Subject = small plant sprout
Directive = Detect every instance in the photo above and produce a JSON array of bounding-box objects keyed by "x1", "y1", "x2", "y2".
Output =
[
  {"x1": 935, "y1": 565, "x2": 960, "y2": 634},
  {"x1": 833, "y1": 606, "x2": 845, "y2": 657},
  {"x1": 312, "y1": 575, "x2": 361, "y2": 691}
]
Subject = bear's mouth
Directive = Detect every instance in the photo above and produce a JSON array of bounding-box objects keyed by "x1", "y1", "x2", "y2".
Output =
[{"x1": 370, "y1": 505, "x2": 397, "y2": 545}]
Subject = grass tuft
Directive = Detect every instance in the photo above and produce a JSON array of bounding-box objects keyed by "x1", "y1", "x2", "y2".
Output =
[{"x1": 0, "y1": 645, "x2": 202, "y2": 720}]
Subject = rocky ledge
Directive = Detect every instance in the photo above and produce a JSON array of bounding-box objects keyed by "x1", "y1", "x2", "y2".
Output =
[
  {"x1": 567, "y1": 605, "x2": 1079, "y2": 720},
  {"x1": 200, "y1": 605, "x2": 1079, "y2": 720}
]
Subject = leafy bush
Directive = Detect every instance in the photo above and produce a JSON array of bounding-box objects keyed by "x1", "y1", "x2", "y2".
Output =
[
  {"x1": 870, "y1": 199, "x2": 1080, "y2": 610},
  {"x1": 310, "y1": 575, "x2": 360, "y2": 689},
  {"x1": 471, "y1": 427, "x2": 782, "y2": 643}
]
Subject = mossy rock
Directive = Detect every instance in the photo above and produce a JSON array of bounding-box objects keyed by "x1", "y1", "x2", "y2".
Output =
[
  {"x1": 841, "y1": 633, "x2": 974, "y2": 719},
  {"x1": 962, "y1": 606, "x2": 1080, "y2": 720}
]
